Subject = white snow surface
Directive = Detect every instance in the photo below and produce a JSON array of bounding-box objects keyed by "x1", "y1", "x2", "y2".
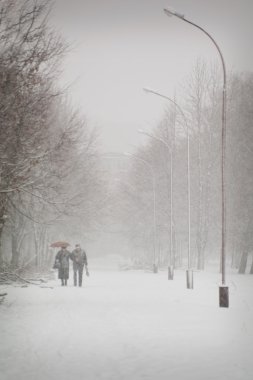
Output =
[{"x1": 1, "y1": 260, "x2": 253, "y2": 380}]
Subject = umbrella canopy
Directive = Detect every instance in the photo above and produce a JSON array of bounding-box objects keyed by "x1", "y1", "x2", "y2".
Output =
[{"x1": 50, "y1": 241, "x2": 70, "y2": 248}]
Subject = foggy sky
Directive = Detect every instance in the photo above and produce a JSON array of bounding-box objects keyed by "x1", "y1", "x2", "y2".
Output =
[{"x1": 52, "y1": 0, "x2": 253, "y2": 152}]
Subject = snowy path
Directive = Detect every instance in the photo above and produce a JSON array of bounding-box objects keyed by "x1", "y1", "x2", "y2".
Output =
[{"x1": 0, "y1": 267, "x2": 253, "y2": 380}]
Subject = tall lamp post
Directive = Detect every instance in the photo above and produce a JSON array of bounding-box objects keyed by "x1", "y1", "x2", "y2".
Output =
[
  {"x1": 138, "y1": 129, "x2": 175, "y2": 281},
  {"x1": 164, "y1": 7, "x2": 228, "y2": 307},
  {"x1": 143, "y1": 88, "x2": 193, "y2": 289},
  {"x1": 124, "y1": 152, "x2": 158, "y2": 273}
]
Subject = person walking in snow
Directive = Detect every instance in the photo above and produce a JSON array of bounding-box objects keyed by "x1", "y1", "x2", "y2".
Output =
[
  {"x1": 54, "y1": 246, "x2": 72, "y2": 286},
  {"x1": 71, "y1": 244, "x2": 89, "y2": 287}
]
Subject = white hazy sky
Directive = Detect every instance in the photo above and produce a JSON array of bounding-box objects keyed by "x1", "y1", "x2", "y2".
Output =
[{"x1": 52, "y1": 0, "x2": 253, "y2": 152}]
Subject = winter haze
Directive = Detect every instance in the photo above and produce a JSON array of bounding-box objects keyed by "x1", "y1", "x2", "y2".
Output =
[
  {"x1": 0, "y1": 1, "x2": 253, "y2": 380},
  {"x1": 53, "y1": 0, "x2": 253, "y2": 152}
]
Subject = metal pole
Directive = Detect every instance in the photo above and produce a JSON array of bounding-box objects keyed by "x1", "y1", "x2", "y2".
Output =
[
  {"x1": 152, "y1": 169, "x2": 158, "y2": 272},
  {"x1": 169, "y1": 106, "x2": 175, "y2": 280},
  {"x1": 164, "y1": 8, "x2": 228, "y2": 305},
  {"x1": 143, "y1": 89, "x2": 192, "y2": 287},
  {"x1": 187, "y1": 120, "x2": 191, "y2": 270},
  {"x1": 138, "y1": 129, "x2": 174, "y2": 278},
  {"x1": 169, "y1": 143, "x2": 174, "y2": 278},
  {"x1": 186, "y1": 120, "x2": 193, "y2": 289}
]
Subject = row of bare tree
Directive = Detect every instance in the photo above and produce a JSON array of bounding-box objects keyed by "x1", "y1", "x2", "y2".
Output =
[
  {"x1": 1, "y1": 2, "x2": 252, "y2": 275},
  {"x1": 0, "y1": 0, "x2": 106, "y2": 271},
  {"x1": 114, "y1": 61, "x2": 253, "y2": 274}
]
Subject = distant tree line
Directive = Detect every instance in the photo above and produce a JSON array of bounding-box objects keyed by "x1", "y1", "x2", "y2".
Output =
[
  {"x1": 1, "y1": 2, "x2": 252, "y2": 276},
  {"x1": 115, "y1": 60, "x2": 253, "y2": 274}
]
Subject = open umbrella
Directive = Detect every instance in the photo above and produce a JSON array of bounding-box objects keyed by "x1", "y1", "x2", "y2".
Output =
[{"x1": 50, "y1": 241, "x2": 70, "y2": 248}]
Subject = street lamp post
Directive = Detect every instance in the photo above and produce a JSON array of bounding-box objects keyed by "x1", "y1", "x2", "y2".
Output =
[
  {"x1": 138, "y1": 129, "x2": 175, "y2": 280},
  {"x1": 125, "y1": 152, "x2": 158, "y2": 273},
  {"x1": 143, "y1": 88, "x2": 193, "y2": 288},
  {"x1": 164, "y1": 7, "x2": 228, "y2": 306}
]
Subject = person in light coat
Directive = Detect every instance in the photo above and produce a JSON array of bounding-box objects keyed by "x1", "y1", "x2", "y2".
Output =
[{"x1": 71, "y1": 244, "x2": 89, "y2": 287}]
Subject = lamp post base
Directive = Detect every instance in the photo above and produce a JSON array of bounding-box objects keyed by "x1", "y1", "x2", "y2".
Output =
[
  {"x1": 168, "y1": 265, "x2": 174, "y2": 280},
  {"x1": 186, "y1": 269, "x2": 193, "y2": 289},
  {"x1": 219, "y1": 286, "x2": 229, "y2": 308}
]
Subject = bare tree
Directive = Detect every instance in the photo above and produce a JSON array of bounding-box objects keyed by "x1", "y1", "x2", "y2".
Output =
[
  {"x1": 0, "y1": 1, "x2": 106, "y2": 270},
  {"x1": 226, "y1": 72, "x2": 253, "y2": 273}
]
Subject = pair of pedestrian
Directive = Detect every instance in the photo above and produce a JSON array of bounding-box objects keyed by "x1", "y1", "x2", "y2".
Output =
[{"x1": 54, "y1": 244, "x2": 89, "y2": 287}]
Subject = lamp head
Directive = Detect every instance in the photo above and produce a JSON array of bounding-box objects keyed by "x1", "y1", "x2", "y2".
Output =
[
  {"x1": 143, "y1": 87, "x2": 160, "y2": 97},
  {"x1": 164, "y1": 7, "x2": 185, "y2": 19}
]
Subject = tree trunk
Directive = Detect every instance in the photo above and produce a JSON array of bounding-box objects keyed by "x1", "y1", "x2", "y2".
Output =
[
  {"x1": 250, "y1": 256, "x2": 253, "y2": 274},
  {"x1": 231, "y1": 239, "x2": 236, "y2": 268},
  {"x1": 11, "y1": 233, "x2": 19, "y2": 268},
  {"x1": 197, "y1": 249, "x2": 205, "y2": 271},
  {"x1": 238, "y1": 251, "x2": 248, "y2": 274},
  {"x1": 0, "y1": 202, "x2": 7, "y2": 268},
  {"x1": 0, "y1": 225, "x2": 4, "y2": 268}
]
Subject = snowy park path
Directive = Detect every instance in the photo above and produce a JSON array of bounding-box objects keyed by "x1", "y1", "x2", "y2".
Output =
[{"x1": 1, "y1": 268, "x2": 253, "y2": 380}]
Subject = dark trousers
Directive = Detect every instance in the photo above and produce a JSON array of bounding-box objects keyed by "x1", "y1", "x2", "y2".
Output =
[
  {"x1": 74, "y1": 265, "x2": 84, "y2": 287},
  {"x1": 60, "y1": 267, "x2": 68, "y2": 286}
]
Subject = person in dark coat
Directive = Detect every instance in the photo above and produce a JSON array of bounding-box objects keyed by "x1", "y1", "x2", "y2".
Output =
[
  {"x1": 54, "y1": 246, "x2": 71, "y2": 286},
  {"x1": 71, "y1": 244, "x2": 89, "y2": 287}
]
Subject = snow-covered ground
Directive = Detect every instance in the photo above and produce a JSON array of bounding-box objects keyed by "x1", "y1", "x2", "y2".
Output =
[{"x1": 1, "y1": 260, "x2": 253, "y2": 380}]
